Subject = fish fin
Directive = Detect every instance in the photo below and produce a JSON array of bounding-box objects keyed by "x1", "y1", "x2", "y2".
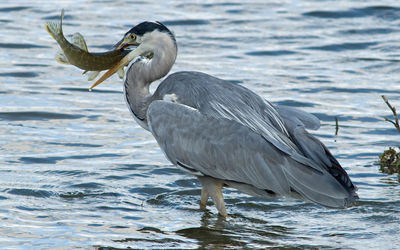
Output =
[
  {"x1": 86, "y1": 71, "x2": 100, "y2": 81},
  {"x1": 117, "y1": 68, "x2": 125, "y2": 79},
  {"x1": 55, "y1": 50, "x2": 70, "y2": 64},
  {"x1": 71, "y1": 32, "x2": 89, "y2": 52},
  {"x1": 44, "y1": 9, "x2": 64, "y2": 42},
  {"x1": 60, "y1": 9, "x2": 64, "y2": 34}
]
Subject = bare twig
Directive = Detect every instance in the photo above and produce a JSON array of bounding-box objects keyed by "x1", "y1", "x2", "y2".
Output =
[{"x1": 382, "y1": 95, "x2": 400, "y2": 132}]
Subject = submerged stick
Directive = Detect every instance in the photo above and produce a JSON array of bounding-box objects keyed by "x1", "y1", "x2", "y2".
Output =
[
  {"x1": 335, "y1": 116, "x2": 339, "y2": 136},
  {"x1": 382, "y1": 95, "x2": 400, "y2": 132}
]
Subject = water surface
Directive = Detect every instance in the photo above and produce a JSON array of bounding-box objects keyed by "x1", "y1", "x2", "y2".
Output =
[{"x1": 1, "y1": 0, "x2": 399, "y2": 249}]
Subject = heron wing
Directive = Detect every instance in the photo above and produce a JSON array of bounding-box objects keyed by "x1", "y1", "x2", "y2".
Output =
[
  {"x1": 275, "y1": 105, "x2": 356, "y2": 193},
  {"x1": 147, "y1": 100, "x2": 355, "y2": 208},
  {"x1": 155, "y1": 72, "x2": 299, "y2": 157}
]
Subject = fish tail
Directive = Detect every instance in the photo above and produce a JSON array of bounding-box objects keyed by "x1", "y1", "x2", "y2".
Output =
[{"x1": 45, "y1": 9, "x2": 65, "y2": 42}]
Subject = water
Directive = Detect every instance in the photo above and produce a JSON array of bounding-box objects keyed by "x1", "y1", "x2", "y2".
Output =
[{"x1": 1, "y1": 0, "x2": 399, "y2": 249}]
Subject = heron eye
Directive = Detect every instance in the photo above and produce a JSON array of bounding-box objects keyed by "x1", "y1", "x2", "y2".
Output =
[{"x1": 130, "y1": 34, "x2": 136, "y2": 40}]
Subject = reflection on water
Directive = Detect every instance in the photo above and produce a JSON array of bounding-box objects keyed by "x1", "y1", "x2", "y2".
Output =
[
  {"x1": 1, "y1": 0, "x2": 400, "y2": 249},
  {"x1": 177, "y1": 214, "x2": 245, "y2": 248}
]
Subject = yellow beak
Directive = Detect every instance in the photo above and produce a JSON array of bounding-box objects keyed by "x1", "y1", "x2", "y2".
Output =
[{"x1": 116, "y1": 37, "x2": 139, "y2": 50}]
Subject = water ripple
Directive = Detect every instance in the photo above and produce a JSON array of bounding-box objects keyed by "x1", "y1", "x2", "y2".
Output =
[
  {"x1": 163, "y1": 19, "x2": 210, "y2": 26},
  {"x1": 303, "y1": 6, "x2": 400, "y2": 20},
  {"x1": 5, "y1": 188, "x2": 53, "y2": 198},
  {"x1": 0, "y1": 6, "x2": 30, "y2": 12},
  {"x1": 69, "y1": 182, "x2": 104, "y2": 189},
  {"x1": 339, "y1": 27, "x2": 396, "y2": 35},
  {"x1": 59, "y1": 191, "x2": 122, "y2": 199},
  {"x1": 19, "y1": 153, "x2": 121, "y2": 164},
  {"x1": 275, "y1": 100, "x2": 315, "y2": 107},
  {"x1": 96, "y1": 205, "x2": 141, "y2": 212},
  {"x1": 1, "y1": 1, "x2": 400, "y2": 249},
  {"x1": 302, "y1": 42, "x2": 377, "y2": 51},
  {"x1": 0, "y1": 71, "x2": 40, "y2": 78},
  {"x1": 291, "y1": 86, "x2": 399, "y2": 94},
  {"x1": 0, "y1": 111, "x2": 84, "y2": 121},
  {"x1": 245, "y1": 50, "x2": 297, "y2": 56},
  {"x1": 41, "y1": 169, "x2": 90, "y2": 177},
  {"x1": 0, "y1": 42, "x2": 49, "y2": 49},
  {"x1": 129, "y1": 187, "x2": 170, "y2": 195},
  {"x1": 47, "y1": 142, "x2": 102, "y2": 148}
]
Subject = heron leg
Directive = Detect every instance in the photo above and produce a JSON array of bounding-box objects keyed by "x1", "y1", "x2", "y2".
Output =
[
  {"x1": 200, "y1": 187, "x2": 209, "y2": 209},
  {"x1": 198, "y1": 176, "x2": 227, "y2": 217}
]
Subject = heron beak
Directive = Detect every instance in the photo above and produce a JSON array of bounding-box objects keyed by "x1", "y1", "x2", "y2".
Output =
[
  {"x1": 116, "y1": 37, "x2": 139, "y2": 50},
  {"x1": 89, "y1": 46, "x2": 146, "y2": 90},
  {"x1": 112, "y1": 36, "x2": 138, "y2": 50}
]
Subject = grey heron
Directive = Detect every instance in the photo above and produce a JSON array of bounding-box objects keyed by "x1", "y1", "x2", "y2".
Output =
[{"x1": 89, "y1": 21, "x2": 358, "y2": 217}]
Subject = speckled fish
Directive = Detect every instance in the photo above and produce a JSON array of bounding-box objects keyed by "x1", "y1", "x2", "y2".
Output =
[{"x1": 45, "y1": 10, "x2": 128, "y2": 80}]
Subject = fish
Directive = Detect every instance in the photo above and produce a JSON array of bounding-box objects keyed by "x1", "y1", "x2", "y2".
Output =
[
  {"x1": 55, "y1": 32, "x2": 125, "y2": 80},
  {"x1": 45, "y1": 10, "x2": 128, "y2": 80}
]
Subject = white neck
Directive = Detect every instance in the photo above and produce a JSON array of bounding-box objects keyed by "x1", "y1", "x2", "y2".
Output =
[{"x1": 123, "y1": 30, "x2": 177, "y2": 130}]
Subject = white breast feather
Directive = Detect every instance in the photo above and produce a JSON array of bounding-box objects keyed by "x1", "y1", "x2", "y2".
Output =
[{"x1": 163, "y1": 93, "x2": 178, "y2": 103}]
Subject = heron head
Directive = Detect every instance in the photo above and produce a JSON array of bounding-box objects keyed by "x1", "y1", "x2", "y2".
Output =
[
  {"x1": 90, "y1": 21, "x2": 176, "y2": 90},
  {"x1": 116, "y1": 21, "x2": 175, "y2": 50}
]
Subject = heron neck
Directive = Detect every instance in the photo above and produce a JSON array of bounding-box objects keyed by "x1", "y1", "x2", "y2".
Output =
[
  {"x1": 123, "y1": 71, "x2": 152, "y2": 128},
  {"x1": 123, "y1": 42, "x2": 177, "y2": 129}
]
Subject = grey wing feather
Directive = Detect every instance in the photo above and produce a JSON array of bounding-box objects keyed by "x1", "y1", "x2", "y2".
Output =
[
  {"x1": 275, "y1": 105, "x2": 320, "y2": 130},
  {"x1": 147, "y1": 100, "x2": 356, "y2": 208},
  {"x1": 275, "y1": 104, "x2": 331, "y2": 166},
  {"x1": 156, "y1": 72, "x2": 300, "y2": 157},
  {"x1": 275, "y1": 104, "x2": 357, "y2": 193},
  {"x1": 155, "y1": 72, "x2": 333, "y2": 175}
]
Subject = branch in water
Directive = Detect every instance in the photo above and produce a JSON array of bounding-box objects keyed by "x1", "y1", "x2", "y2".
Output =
[
  {"x1": 382, "y1": 95, "x2": 400, "y2": 132},
  {"x1": 335, "y1": 116, "x2": 339, "y2": 136}
]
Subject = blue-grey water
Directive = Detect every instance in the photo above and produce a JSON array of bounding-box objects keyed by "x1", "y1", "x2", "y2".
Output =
[{"x1": 1, "y1": 0, "x2": 400, "y2": 249}]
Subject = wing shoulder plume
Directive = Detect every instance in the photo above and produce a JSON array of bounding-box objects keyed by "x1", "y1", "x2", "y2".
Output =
[{"x1": 275, "y1": 105, "x2": 320, "y2": 131}]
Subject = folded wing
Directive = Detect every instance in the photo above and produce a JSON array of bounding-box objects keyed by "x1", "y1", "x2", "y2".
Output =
[{"x1": 147, "y1": 100, "x2": 357, "y2": 208}]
